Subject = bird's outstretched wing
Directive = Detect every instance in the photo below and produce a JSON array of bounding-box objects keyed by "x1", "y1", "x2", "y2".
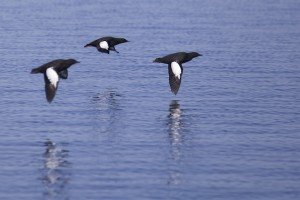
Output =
[
  {"x1": 44, "y1": 68, "x2": 59, "y2": 103},
  {"x1": 45, "y1": 82, "x2": 57, "y2": 103},
  {"x1": 168, "y1": 62, "x2": 183, "y2": 95}
]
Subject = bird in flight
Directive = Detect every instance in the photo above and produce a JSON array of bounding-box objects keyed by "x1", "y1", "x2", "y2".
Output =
[
  {"x1": 84, "y1": 36, "x2": 129, "y2": 54},
  {"x1": 154, "y1": 52, "x2": 202, "y2": 95},
  {"x1": 31, "y1": 59, "x2": 79, "y2": 103}
]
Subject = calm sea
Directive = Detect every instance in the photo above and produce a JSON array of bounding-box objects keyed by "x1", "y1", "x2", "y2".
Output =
[{"x1": 0, "y1": 0, "x2": 299, "y2": 199}]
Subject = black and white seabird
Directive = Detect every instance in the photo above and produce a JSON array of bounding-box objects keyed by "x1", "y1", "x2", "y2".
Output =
[
  {"x1": 84, "y1": 36, "x2": 129, "y2": 54},
  {"x1": 31, "y1": 59, "x2": 79, "y2": 103},
  {"x1": 153, "y1": 52, "x2": 202, "y2": 95}
]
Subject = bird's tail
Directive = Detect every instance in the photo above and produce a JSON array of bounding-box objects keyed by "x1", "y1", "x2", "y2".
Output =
[{"x1": 153, "y1": 58, "x2": 163, "y2": 63}]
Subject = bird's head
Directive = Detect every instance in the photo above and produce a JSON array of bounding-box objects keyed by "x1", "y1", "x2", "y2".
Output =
[
  {"x1": 67, "y1": 59, "x2": 80, "y2": 65},
  {"x1": 121, "y1": 38, "x2": 129, "y2": 43},
  {"x1": 184, "y1": 52, "x2": 202, "y2": 62},
  {"x1": 188, "y1": 52, "x2": 202, "y2": 59}
]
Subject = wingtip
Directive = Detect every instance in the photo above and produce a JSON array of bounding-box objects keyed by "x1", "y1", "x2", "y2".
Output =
[
  {"x1": 171, "y1": 87, "x2": 180, "y2": 95},
  {"x1": 46, "y1": 97, "x2": 53, "y2": 103},
  {"x1": 46, "y1": 95, "x2": 54, "y2": 103}
]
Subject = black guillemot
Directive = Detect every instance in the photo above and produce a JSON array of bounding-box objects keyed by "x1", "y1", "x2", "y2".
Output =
[
  {"x1": 153, "y1": 52, "x2": 202, "y2": 95},
  {"x1": 31, "y1": 59, "x2": 79, "y2": 103},
  {"x1": 84, "y1": 36, "x2": 128, "y2": 54}
]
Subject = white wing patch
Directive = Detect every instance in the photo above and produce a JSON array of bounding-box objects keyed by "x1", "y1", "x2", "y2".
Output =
[
  {"x1": 99, "y1": 41, "x2": 109, "y2": 50},
  {"x1": 46, "y1": 67, "x2": 59, "y2": 88},
  {"x1": 171, "y1": 62, "x2": 182, "y2": 79}
]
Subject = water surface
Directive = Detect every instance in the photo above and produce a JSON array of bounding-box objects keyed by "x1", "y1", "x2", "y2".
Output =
[{"x1": 0, "y1": 0, "x2": 299, "y2": 199}]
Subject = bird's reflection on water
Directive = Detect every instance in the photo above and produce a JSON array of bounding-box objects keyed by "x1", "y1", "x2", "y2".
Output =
[
  {"x1": 42, "y1": 140, "x2": 71, "y2": 200},
  {"x1": 92, "y1": 90, "x2": 121, "y2": 112},
  {"x1": 91, "y1": 90, "x2": 122, "y2": 134},
  {"x1": 168, "y1": 100, "x2": 183, "y2": 159},
  {"x1": 167, "y1": 100, "x2": 184, "y2": 185}
]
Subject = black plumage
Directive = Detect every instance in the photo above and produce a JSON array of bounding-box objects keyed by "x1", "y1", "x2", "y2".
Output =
[
  {"x1": 31, "y1": 59, "x2": 79, "y2": 103},
  {"x1": 154, "y1": 52, "x2": 202, "y2": 95},
  {"x1": 84, "y1": 36, "x2": 128, "y2": 54}
]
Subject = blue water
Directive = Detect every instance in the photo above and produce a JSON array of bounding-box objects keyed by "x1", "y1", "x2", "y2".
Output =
[{"x1": 0, "y1": 0, "x2": 300, "y2": 199}]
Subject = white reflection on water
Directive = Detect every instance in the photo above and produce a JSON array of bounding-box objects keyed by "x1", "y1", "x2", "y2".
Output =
[
  {"x1": 168, "y1": 100, "x2": 183, "y2": 160},
  {"x1": 167, "y1": 100, "x2": 183, "y2": 185},
  {"x1": 42, "y1": 140, "x2": 70, "y2": 200}
]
